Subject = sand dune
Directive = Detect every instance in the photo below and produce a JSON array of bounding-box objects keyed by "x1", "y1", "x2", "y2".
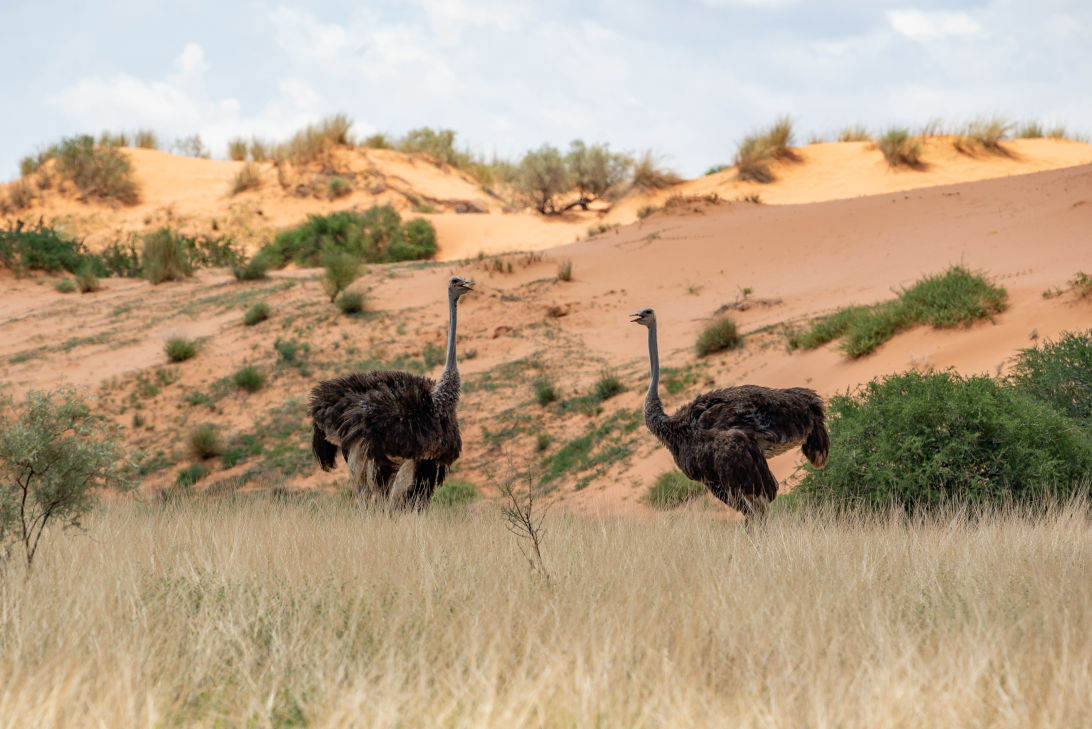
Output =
[{"x1": 2, "y1": 153, "x2": 1089, "y2": 511}]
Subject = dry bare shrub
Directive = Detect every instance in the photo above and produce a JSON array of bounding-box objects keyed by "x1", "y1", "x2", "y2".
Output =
[
  {"x1": 630, "y1": 150, "x2": 681, "y2": 191},
  {"x1": 231, "y1": 162, "x2": 261, "y2": 195}
]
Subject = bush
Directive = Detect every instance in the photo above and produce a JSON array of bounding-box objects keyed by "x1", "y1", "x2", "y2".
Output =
[
  {"x1": 361, "y1": 133, "x2": 393, "y2": 149},
  {"x1": 8, "y1": 179, "x2": 35, "y2": 210},
  {"x1": 74, "y1": 260, "x2": 100, "y2": 293},
  {"x1": 54, "y1": 279, "x2": 76, "y2": 293},
  {"x1": 142, "y1": 228, "x2": 194, "y2": 284},
  {"x1": 696, "y1": 316, "x2": 742, "y2": 356},
  {"x1": 643, "y1": 470, "x2": 706, "y2": 509},
  {"x1": 173, "y1": 134, "x2": 210, "y2": 159},
  {"x1": 260, "y1": 207, "x2": 436, "y2": 267},
  {"x1": 593, "y1": 371, "x2": 625, "y2": 401},
  {"x1": 326, "y1": 176, "x2": 351, "y2": 199},
  {"x1": 98, "y1": 239, "x2": 141, "y2": 277},
  {"x1": 957, "y1": 117, "x2": 1012, "y2": 155},
  {"x1": 790, "y1": 266, "x2": 1007, "y2": 357},
  {"x1": 630, "y1": 151, "x2": 681, "y2": 191},
  {"x1": 274, "y1": 114, "x2": 353, "y2": 164},
  {"x1": 0, "y1": 221, "x2": 88, "y2": 275},
  {"x1": 227, "y1": 137, "x2": 248, "y2": 161},
  {"x1": 1069, "y1": 271, "x2": 1092, "y2": 298},
  {"x1": 734, "y1": 135, "x2": 773, "y2": 183},
  {"x1": 233, "y1": 366, "x2": 264, "y2": 392},
  {"x1": 432, "y1": 479, "x2": 479, "y2": 507},
  {"x1": 336, "y1": 291, "x2": 365, "y2": 314},
  {"x1": 1008, "y1": 330, "x2": 1092, "y2": 425},
  {"x1": 321, "y1": 250, "x2": 362, "y2": 303},
  {"x1": 513, "y1": 144, "x2": 570, "y2": 214},
  {"x1": 397, "y1": 127, "x2": 471, "y2": 167},
  {"x1": 190, "y1": 423, "x2": 222, "y2": 459},
  {"x1": 557, "y1": 260, "x2": 572, "y2": 282},
  {"x1": 274, "y1": 337, "x2": 309, "y2": 365},
  {"x1": 231, "y1": 254, "x2": 270, "y2": 281},
  {"x1": 0, "y1": 387, "x2": 132, "y2": 567},
  {"x1": 566, "y1": 140, "x2": 631, "y2": 202},
  {"x1": 134, "y1": 130, "x2": 159, "y2": 149},
  {"x1": 56, "y1": 135, "x2": 140, "y2": 203},
  {"x1": 795, "y1": 370, "x2": 1092, "y2": 513},
  {"x1": 231, "y1": 162, "x2": 261, "y2": 194},
  {"x1": 176, "y1": 463, "x2": 209, "y2": 488},
  {"x1": 243, "y1": 302, "x2": 271, "y2": 326},
  {"x1": 165, "y1": 337, "x2": 197, "y2": 362},
  {"x1": 534, "y1": 376, "x2": 559, "y2": 406},
  {"x1": 876, "y1": 128, "x2": 923, "y2": 167}
]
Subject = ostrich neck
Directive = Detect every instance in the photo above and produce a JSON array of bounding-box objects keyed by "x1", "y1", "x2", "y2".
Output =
[
  {"x1": 433, "y1": 294, "x2": 460, "y2": 411},
  {"x1": 644, "y1": 321, "x2": 670, "y2": 441}
]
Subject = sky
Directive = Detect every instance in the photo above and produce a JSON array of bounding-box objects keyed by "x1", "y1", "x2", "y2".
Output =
[{"x1": 1, "y1": 0, "x2": 1089, "y2": 181}]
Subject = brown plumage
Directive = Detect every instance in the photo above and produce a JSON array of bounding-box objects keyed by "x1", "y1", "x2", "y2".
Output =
[
  {"x1": 631, "y1": 307, "x2": 829, "y2": 519},
  {"x1": 309, "y1": 276, "x2": 473, "y2": 509}
]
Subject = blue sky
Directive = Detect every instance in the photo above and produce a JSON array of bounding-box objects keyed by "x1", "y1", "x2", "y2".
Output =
[{"x1": 1, "y1": 0, "x2": 1089, "y2": 181}]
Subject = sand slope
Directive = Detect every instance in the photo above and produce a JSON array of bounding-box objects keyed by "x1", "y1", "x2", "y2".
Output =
[{"x1": 1, "y1": 147, "x2": 1090, "y2": 514}]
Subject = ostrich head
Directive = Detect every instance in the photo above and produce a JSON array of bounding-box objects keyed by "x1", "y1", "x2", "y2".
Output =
[
  {"x1": 448, "y1": 275, "x2": 475, "y2": 301},
  {"x1": 630, "y1": 307, "x2": 656, "y2": 327}
]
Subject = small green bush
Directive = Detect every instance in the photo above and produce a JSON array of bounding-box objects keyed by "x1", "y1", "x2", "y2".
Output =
[
  {"x1": 643, "y1": 470, "x2": 706, "y2": 509},
  {"x1": 534, "y1": 376, "x2": 559, "y2": 406},
  {"x1": 274, "y1": 337, "x2": 309, "y2": 365},
  {"x1": 190, "y1": 423, "x2": 222, "y2": 459},
  {"x1": 243, "y1": 302, "x2": 271, "y2": 326},
  {"x1": 696, "y1": 316, "x2": 742, "y2": 356},
  {"x1": 326, "y1": 176, "x2": 351, "y2": 199},
  {"x1": 231, "y1": 162, "x2": 261, "y2": 194},
  {"x1": 74, "y1": 261, "x2": 100, "y2": 293},
  {"x1": 593, "y1": 371, "x2": 625, "y2": 401},
  {"x1": 142, "y1": 228, "x2": 194, "y2": 284},
  {"x1": 432, "y1": 479, "x2": 478, "y2": 507},
  {"x1": 513, "y1": 144, "x2": 570, "y2": 214},
  {"x1": 795, "y1": 370, "x2": 1092, "y2": 513},
  {"x1": 423, "y1": 341, "x2": 445, "y2": 369},
  {"x1": 231, "y1": 254, "x2": 270, "y2": 281},
  {"x1": 1069, "y1": 271, "x2": 1092, "y2": 298},
  {"x1": 397, "y1": 127, "x2": 470, "y2": 167},
  {"x1": 877, "y1": 128, "x2": 923, "y2": 167},
  {"x1": 134, "y1": 130, "x2": 159, "y2": 149},
  {"x1": 165, "y1": 337, "x2": 197, "y2": 363},
  {"x1": 0, "y1": 220, "x2": 88, "y2": 275},
  {"x1": 233, "y1": 366, "x2": 264, "y2": 392},
  {"x1": 54, "y1": 278, "x2": 76, "y2": 293},
  {"x1": 260, "y1": 207, "x2": 436, "y2": 267},
  {"x1": 176, "y1": 463, "x2": 209, "y2": 488},
  {"x1": 321, "y1": 250, "x2": 362, "y2": 302},
  {"x1": 336, "y1": 291, "x2": 365, "y2": 314},
  {"x1": 55, "y1": 135, "x2": 140, "y2": 204},
  {"x1": 1008, "y1": 330, "x2": 1092, "y2": 425}
]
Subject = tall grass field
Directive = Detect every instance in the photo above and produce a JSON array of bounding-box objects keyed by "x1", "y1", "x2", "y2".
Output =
[{"x1": 2, "y1": 498, "x2": 1089, "y2": 728}]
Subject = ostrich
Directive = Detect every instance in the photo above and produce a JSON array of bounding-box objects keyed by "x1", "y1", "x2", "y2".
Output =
[
  {"x1": 309, "y1": 276, "x2": 474, "y2": 509},
  {"x1": 631, "y1": 307, "x2": 828, "y2": 519}
]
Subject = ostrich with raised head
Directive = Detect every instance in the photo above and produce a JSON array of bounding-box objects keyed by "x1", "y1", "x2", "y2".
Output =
[
  {"x1": 310, "y1": 275, "x2": 474, "y2": 509},
  {"x1": 631, "y1": 307, "x2": 828, "y2": 519}
]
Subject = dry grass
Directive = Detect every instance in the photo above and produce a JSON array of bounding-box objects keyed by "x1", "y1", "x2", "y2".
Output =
[{"x1": 1, "y1": 498, "x2": 1089, "y2": 728}]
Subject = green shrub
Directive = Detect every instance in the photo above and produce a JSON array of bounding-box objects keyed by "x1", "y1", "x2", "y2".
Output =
[
  {"x1": 593, "y1": 371, "x2": 625, "y2": 401},
  {"x1": 566, "y1": 139, "x2": 631, "y2": 202},
  {"x1": 790, "y1": 266, "x2": 1007, "y2": 357},
  {"x1": 134, "y1": 130, "x2": 159, "y2": 149},
  {"x1": 534, "y1": 376, "x2": 559, "y2": 406},
  {"x1": 432, "y1": 479, "x2": 478, "y2": 507},
  {"x1": 98, "y1": 239, "x2": 141, "y2": 277},
  {"x1": 795, "y1": 370, "x2": 1092, "y2": 513},
  {"x1": 243, "y1": 302, "x2": 271, "y2": 326},
  {"x1": 1008, "y1": 330, "x2": 1092, "y2": 425},
  {"x1": 56, "y1": 135, "x2": 139, "y2": 203},
  {"x1": 142, "y1": 228, "x2": 194, "y2": 284},
  {"x1": 259, "y1": 207, "x2": 436, "y2": 267},
  {"x1": 0, "y1": 387, "x2": 132, "y2": 568},
  {"x1": 423, "y1": 341, "x2": 445, "y2": 369},
  {"x1": 513, "y1": 144, "x2": 570, "y2": 214},
  {"x1": 54, "y1": 278, "x2": 76, "y2": 293},
  {"x1": 1070, "y1": 271, "x2": 1092, "y2": 298},
  {"x1": 274, "y1": 114, "x2": 353, "y2": 164},
  {"x1": 175, "y1": 463, "x2": 209, "y2": 488},
  {"x1": 231, "y1": 254, "x2": 270, "y2": 281},
  {"x1": 696, "y1": 316, "x2": 742, "y2": 356},
  {"x1": 397, "y1": 127, "x2": 471, "y2": 167},
  {"x1": 165, "y1": 337, "x2": 197, "y2": 362},
  {"x1": 274, "y1": 337, "x2": 309, "y2": 365},
  {"x1": 326, "y1": 176, "x2": 351, "y2": 199},
  {"x1": 231, "y1": 162, "x2": 261, "y2": 194},
  {"x1": 190, "y1": 423, "x2": 222, "y2": 459},
  {"x1": 877, "y1": 128, "x2": 923, "y2": 167},
  {"x1": 0, "y1": 220, "x2": 89, "y2": 275},
  {"x1": 233, "y1": 365, "x2": 264, "y2": 392},
  {"x1": 74, "y1": 260, "x2": 100, "y2": 293},
  {"x1": 361, "y1": 133, "x2": 393, "y2": 149},
  {"x1": 321, "y1": 250, "x2": 362, "y2": 302},
  {"x1": 336, "y1": 291, "x2": 365, "y2": 315},
  {"x1": 643, "y1": 470, "x2": 706, "y2": 509}
]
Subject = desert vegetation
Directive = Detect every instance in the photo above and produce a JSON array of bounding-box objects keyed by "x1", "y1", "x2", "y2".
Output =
[
  {"x1": 788, "y1": 265, "x2": 1007, "y2": 357},
  {"x1": 695, "y1": 315, "x2": 743, "y2": 356},
  {"x1": 259, "y1": 207, "x2": 437, "y2": 267},
  {"x1": 733, "y1": 116, "x2": 799, "y2": 183},
  {"x1": 876, "y1": 128, "x2": 924, "y2": 167}
]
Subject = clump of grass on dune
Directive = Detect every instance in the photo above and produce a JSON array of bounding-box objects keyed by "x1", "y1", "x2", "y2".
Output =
[
  {"x1": 734, "y1": 116, "x2": 800, "y2": 183},
  {"x1": 789, "y1": 265, "x2": 1007, "y2": 357},
  {"x1": 838, "y1": 125, "x2": 872, "y2": 142},
  {"x1": 643, "y1": 470, "x2": 706, "y2": 509},
  {"x1": 876, "y1": 127, "x2": 924, "y2": 167},
  {"x1": 4, "y1": 500, "x2": 1091, "y2": 728},
  {"x1": 695, "y1": 315, "x2": 742, "y2": 356},
  {"x1": 955, "y1": 117, "x2": 1013, "y2": 156}
]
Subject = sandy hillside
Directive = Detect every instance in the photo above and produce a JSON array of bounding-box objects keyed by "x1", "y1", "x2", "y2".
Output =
[
  {"x1": 1, "y1": 146, "x2": 1090, "y2": 515},
  {"x1": 3, "y1": 137, "x2": 1091, "y2": 261}
]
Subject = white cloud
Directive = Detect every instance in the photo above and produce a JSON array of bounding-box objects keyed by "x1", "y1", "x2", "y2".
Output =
[
  {"x1": 49, "y1": 75, "x2": 203, "y2": 125},
  {"x1": 174, "y1": 42, "x2": 209, "y2": 74},
  {"x1": 887, "y1": 9, "x2": 985, "y2": 42}
]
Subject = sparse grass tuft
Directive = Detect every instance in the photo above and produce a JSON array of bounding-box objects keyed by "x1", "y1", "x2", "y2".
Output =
[
  {"x1": 243, "y1": 302, "x2": 271, "y2": 326},
  {"x1": 1016, "y1": 121, "x2": 1044, "y2": 139},
  {"x1": 1068, "y1": 271, "x2": 1092, "y2": 299},
  {"x1": 227, "y1": 138, "x2": 248, "y2": 161},
  {"x1": 876, "y1": 128, "x2": 923, "y2": 167},
  {"x1": 696, "y1": 315, "x2": 742, "y2": 356},
  {"x1": 233, "y1": 366, "x2": 264, "y2": 392},
  {"x1": 8, "y1": 179, "x2": 35, "y2": 210},
  {"x1": 643, "y1": 470, "x2": 706, "y2": 509},
  {"x1": 54, "y1": 279, "x2": 76, "y2": 293},
  {"x1": 431, "y1": 479, "x2": 478, "y2": 507},
  {"x1": 231, "y1": 255, "x2": 270, "y2": 281},
  {"x1": 142, "y1": 228, "x2": 193, "y2": 284},
  {"x1": 326, "y1": 176, "x2": 351, "y2": 200},
  {"x1": 320, "y1": 251, "x2": 362, "y2": 303},
  {"x1": 630, "y1": 151, "x2": 681, "y2": 191},
  {"x1": 74, "y1": 261, "x2": 100, "y2": 293},
  {"x1": 838, "y1": 125, "x2": 872, "y2": 142},
  {"x1": 231, "y1": 162, "x2": 261, "y2": 194},
  {"x1": 189, "y1": 423, "x2": 223, "y2": 460},
  {"x1": 534, "y1": 376, "x2": 559, "y2": 406},
  {"x1": 557, "y1": 260, "x2": 573, "y2": 282},
  {"x1": 336, "y1": 291, "x2": 365, "y2": 315},
  {"x1": 165, "y1": 337, "x2": 197, "y2": 363},
  {"x1": 956, "y1": 117, "x2": 1012, "y2": 156},
  {"x1": 593, "y1": 371, "x2": 625, "y2": 402}
]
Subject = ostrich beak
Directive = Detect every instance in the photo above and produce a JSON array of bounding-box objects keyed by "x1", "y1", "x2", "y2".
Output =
[
  {"x1": 461, "y1": 280, "x2": 475, "y2": 290},
  {"x1": 629, "y1": 312, "x2": 642, "y2": 323}
]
